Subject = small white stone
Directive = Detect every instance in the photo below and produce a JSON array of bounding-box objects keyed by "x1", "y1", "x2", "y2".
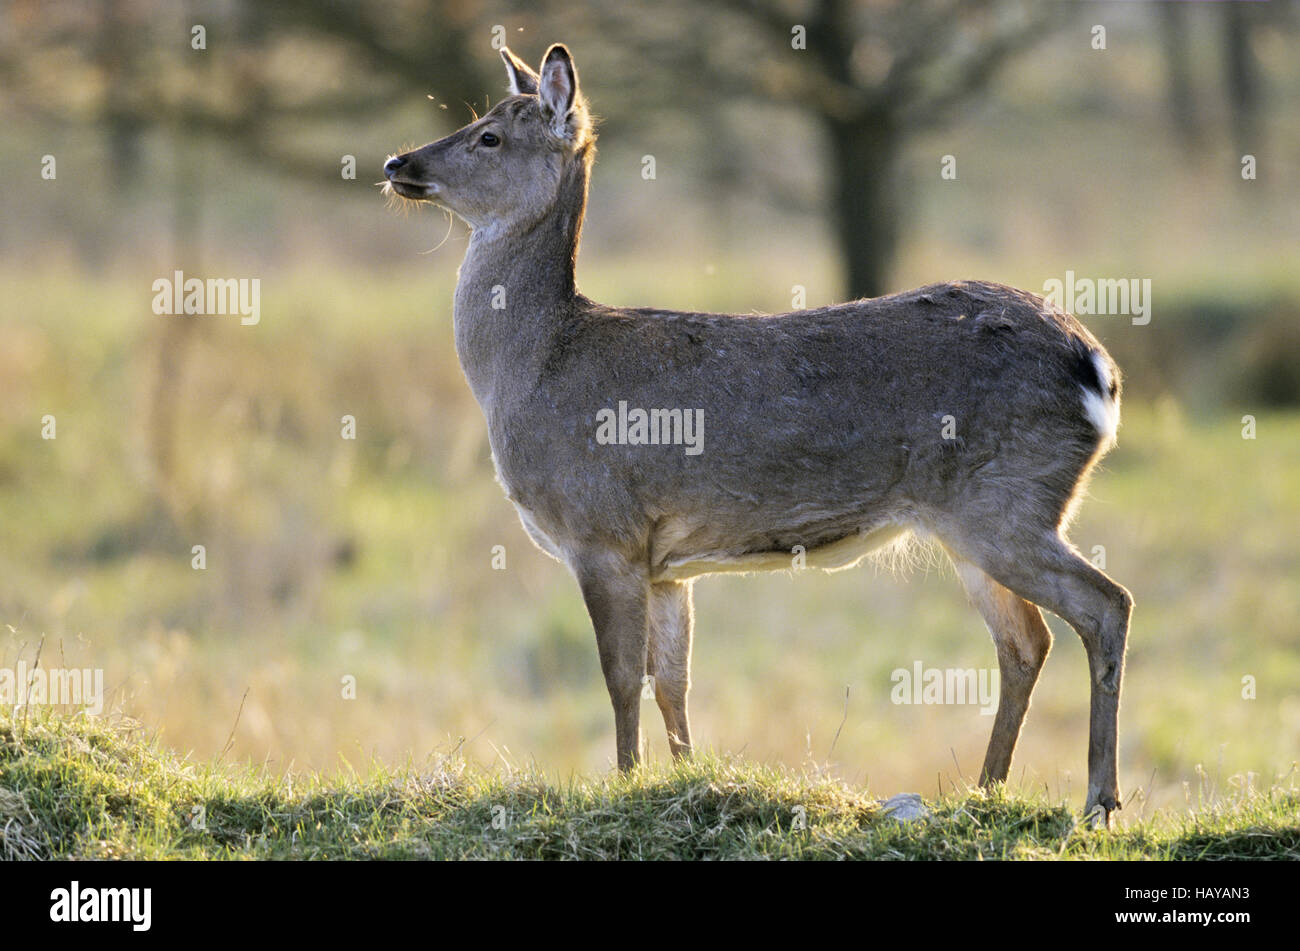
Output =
[{"x1": 879, "y1": 793, "x2": 929, "y2": 822}]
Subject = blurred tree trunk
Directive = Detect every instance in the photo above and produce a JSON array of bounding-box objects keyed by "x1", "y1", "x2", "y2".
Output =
[
  {"x1": 826, "y1": 113, "x2": 898, "y2": 300},
  {"x1": 99, "y1": 0, "x2": 143, "y2": 188},
  {"x1": 88, "y1": 0, "x2": 145, "y2": 268},
  {"x1": 146, "y1": 0, "x2": 207, "y2": 527},
  {"x1": 1223, "y1": 2, "x2": 1261, "y2": 157},
  {"x1": 147, "y1": 114, "x2": 203, "y2": 523},
  {"x1": 1158, "y1": 1, "x2": 1200, "y2": 150}
]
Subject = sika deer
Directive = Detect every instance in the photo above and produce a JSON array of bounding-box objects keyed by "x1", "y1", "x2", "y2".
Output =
[{"x1": 383, "y1": 44, "x2": 1133, "y2": 826}]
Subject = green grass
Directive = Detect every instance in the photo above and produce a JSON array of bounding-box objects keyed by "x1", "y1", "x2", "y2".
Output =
[
  {"x1": 2, "y1": 710, "x2": 1296, "y2": 860},
  {"x1": 1, "y1": 261, "x2": 1298, "y2": 818}
]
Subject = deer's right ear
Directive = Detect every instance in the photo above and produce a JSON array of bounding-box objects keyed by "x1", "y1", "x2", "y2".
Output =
[{"x1": 500, "y1": 47, "x2": 539, "y2": 96}]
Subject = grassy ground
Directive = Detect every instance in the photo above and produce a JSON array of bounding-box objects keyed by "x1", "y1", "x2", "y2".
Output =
[
  {"x1": 1, "y1": 262, "x2": 1298, "y2": 820},
  {"x1": 1, "y1": 710, "x2": 1296, "y2": 860}
]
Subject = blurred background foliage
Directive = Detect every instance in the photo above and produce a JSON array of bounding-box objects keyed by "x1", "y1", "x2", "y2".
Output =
[{"x1": 0, "y1": 0, "x2": 1297, "y2": 816}]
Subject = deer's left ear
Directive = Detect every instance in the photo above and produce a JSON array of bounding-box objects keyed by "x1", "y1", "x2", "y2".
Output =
[{"x1": 538, "y1": 44, "x2": 579, "y2": 138}]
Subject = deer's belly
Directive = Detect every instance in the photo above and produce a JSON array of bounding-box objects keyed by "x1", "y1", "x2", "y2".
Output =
[
  {"x1": 509, "y1": 492, "x2": 914, "y2": 582},
  {"x1": 651, "y1": 519, "x2": 911, "y2": 582}
]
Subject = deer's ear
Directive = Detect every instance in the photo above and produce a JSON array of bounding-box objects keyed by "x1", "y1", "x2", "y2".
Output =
[
  {"x1": 538, "y1": 44, "x2": 579, "y2": 137},
  {"x1": 500, "y1": 47, "x2": 539, "y2": 96}
]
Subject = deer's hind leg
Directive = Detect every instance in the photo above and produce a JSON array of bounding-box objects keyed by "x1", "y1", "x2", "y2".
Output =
[
  {"x1": 943, "y1": 525, "x2": 1132, "y2": 827},
  {"x1": 648, "y1": 580, "x2": 694, "y2": 758},
  {"x1": 948, "y1": 553, "x2": 1053, "y2": 786}
]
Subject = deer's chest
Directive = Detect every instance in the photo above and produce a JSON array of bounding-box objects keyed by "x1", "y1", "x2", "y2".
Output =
[
  {"x1": 508, "y1": 497, "x2": 569, "y2": 564},
  {"x1": 488, "y1": 440, "x2": 575, "y2": 565}
]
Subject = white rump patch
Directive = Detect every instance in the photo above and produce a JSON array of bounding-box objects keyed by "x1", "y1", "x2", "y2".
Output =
[{"x1": 1080, "y1": 350, "x2": 1119, "y2": 446}]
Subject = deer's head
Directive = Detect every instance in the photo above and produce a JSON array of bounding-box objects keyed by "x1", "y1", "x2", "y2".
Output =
[{"x1": 383, "y1": 44, "x2": 592, "y2": 233}]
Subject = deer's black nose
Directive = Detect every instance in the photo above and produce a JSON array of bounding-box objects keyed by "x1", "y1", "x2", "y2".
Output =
[{"x1": 384, "y1": 156, "x2": 406, "y2": 176}]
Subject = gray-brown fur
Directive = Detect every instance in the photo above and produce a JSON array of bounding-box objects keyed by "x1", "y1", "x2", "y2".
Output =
[{"x1": 384, "y1": 44, "x2": 1134, "y2": 826}]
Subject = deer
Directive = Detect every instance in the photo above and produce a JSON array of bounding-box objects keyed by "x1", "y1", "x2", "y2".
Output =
[{"x1": 383, "y1": 43, "x2": 1134, "y2": 827}]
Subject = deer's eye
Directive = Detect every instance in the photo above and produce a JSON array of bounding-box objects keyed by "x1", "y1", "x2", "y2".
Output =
[{"x1": 479, "y1": 132, "x2": 500, "y2": 147}]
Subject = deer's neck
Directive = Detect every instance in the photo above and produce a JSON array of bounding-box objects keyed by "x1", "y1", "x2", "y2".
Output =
[{"x1": 452, "y1": 146, "x2": 591, "y2": 409}]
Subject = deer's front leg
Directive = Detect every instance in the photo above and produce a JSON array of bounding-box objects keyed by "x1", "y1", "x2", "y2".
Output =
[{"x1": 574, "y1": 549, "x2": 650, "y2": 772}]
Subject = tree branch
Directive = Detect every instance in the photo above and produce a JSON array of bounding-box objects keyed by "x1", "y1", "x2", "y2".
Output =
[{"x1": 898, "y1": 2, "x2": 1061, "y2": 131}]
